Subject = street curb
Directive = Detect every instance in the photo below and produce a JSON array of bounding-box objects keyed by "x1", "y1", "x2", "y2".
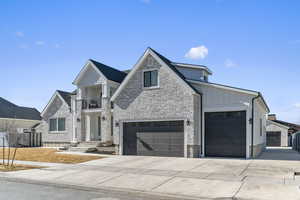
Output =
[{"x1": 0, "y1": 176, "x2": 219, "y2": 200}]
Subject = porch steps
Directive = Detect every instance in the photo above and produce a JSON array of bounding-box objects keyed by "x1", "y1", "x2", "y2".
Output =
[
  {"x1": 68, "y1": 147, "x2": 98, "y2": 153},
  {"x1": 68, "y1": 141, "x2": 115, "y2": 154},
  {"x1": 96, "y1": 146, "x2": 115, "y2": 154},
  {"x1": 76, "y1": 141, "x2": 101, "y2": 148}
]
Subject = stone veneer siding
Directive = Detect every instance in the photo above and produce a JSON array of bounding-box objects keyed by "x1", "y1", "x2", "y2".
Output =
[
  {"x1": 250, "y1": 143, "x2": 265, "y2": 158},
  {"x1": 113, "y1": 54, "x2": 200, "y2": 157}
]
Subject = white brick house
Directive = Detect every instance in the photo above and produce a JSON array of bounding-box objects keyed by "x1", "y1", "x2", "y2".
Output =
[
  {"x1": 40, "y1": 47, "x2": 269, "y2": 158},
  {"x1": 40, "y1": 60, "x2": 126, "y2": 147}
]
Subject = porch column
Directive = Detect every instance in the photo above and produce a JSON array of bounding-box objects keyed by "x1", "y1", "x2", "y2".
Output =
[
  {"x1": 85, "y1": 114, "x2": 91, "y2": 141},
  {"x1": 71, "y1": 96, "x2": 77, "y2": 143},
  {"x1": 101, "y1": 97, "x2": 112, "y2": 143}
]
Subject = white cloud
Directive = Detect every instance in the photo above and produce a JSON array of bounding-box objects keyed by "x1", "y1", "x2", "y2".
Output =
[
  {"x1": 35, "y1": 41, "x2": 45, "y2": 46},
  {"x1": 225, "y1": 58, "x2": 237, "y2": 68},
  {"x1": 294, "y1": 103, "x2": 300, "y2": 108},
  {"x1": 15, "y1": 31, "x2": 24, "y2": 37},
  {"x1": 141, "y1": 0, "x2": 151, "y2": 3},
  {"x1": 185, "y1": 45, "x2": 208, "y2": 60}
]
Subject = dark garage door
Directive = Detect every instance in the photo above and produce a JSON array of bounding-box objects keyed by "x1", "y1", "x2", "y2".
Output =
[
  {"x1": 123, "y1": 121, "x2": 184, "y2": 157},
  {"x1": 266, "y1": 132, "x2": 281, "y2": 146},
  {"x1": 205, "y1": 111, "x2": 246, "y2": 158}
]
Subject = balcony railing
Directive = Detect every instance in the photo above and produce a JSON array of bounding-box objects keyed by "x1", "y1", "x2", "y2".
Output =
[{"x1": 82, "y1": 98, "x2": 102, "y2": 110}]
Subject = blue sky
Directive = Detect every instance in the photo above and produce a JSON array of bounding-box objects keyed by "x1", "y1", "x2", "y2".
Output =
[{"x1": 0, "y1": 0, "x2": 300, "y2": 123}]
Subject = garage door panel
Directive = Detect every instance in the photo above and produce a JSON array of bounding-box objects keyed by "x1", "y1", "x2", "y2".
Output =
[
  {"x1": 266, "y1": 132, "x2": 281, "y2": 146},
  {"x1": 205, "y1": 111, "x2": 246, "y2": 158},
  {"x1": 123, "y1": 121, "x2": 184, "y2": 157}
]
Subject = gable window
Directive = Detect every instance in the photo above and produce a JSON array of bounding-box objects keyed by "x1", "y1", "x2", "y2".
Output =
[
  {"x1": 144, "y1": 70, "x2": 158, "y2": 88},
  {"x1": 49, "y1": 118, "x2": 66, "y2": 132}
]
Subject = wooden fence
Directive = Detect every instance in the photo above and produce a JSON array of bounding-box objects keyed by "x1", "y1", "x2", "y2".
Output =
[
  {"x1": 293, "y1": 132, "x2": 300, "y2": 152},
  {"x1": 0, "y1": 132, "x2": 42, "y2": 147}
]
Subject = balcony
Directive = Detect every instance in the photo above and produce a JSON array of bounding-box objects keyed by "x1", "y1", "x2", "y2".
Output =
[{"x1": 82, "y1": 98, "x2": 102, "y2": 110}]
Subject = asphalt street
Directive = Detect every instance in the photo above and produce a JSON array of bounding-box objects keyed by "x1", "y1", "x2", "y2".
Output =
[{"x1": 0, "y1": 178, "x2": 188, "y2": 200}]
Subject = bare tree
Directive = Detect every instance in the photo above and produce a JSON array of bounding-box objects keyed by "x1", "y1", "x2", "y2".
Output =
[{"x1": 0, "y1": 119, "x2": 20, "y2": 169}]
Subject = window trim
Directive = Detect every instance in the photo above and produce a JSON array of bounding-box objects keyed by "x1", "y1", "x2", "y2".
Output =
[
  {"x1": 142, "y1": 69, "x2": 159, "y2": 89},
  {"x1": 49, "y1": 117, "x2": 66, "y2": 133}
]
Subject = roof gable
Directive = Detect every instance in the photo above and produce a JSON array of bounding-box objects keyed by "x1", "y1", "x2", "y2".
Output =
[
  {"x1": 149, "y1": 48, "x2": 201, "y2": 95},
  {"x1": 41, "y1": 90, "x2": 72, "y2": 117},
  {"x1": 89, "y1": 59, "x2": 127, "y2": 83},
  {"x1": 57, "y1": 90, "x2": 72, "y2": 106},
  {"x1": 111, "y1": 48, "x2": 200, "y2": 101},
  {"x1": 267, "y1": 120, "x2": 290, "y2": 129},
  {"x1": 73, "y1": 60, "x2": 127, "y2": 85}
]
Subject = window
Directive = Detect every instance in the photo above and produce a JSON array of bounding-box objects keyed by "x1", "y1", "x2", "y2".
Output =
[
  {"x1": 49, "y1": 118, "x2": 66, "y2": 132},
  {"x1": 58, "y1": 118, "x2": 66, "y2": 131},
  {"x1": 49, "y1": 119, "x2": 57, "y2": 131},
  {"x1": 144, "y1": 70, "x2": 158, "y2": 88}
]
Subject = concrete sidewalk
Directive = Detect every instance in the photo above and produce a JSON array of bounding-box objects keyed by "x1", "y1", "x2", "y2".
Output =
[
  {"x1": 7, "y1": 160, "x2": 69, "y2": 167},
  {"x1": 1, "y1": 147, "x2": 300, "y2": 200}
]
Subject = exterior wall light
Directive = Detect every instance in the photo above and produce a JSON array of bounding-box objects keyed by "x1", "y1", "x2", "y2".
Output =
[
  {"x1": 115, "y1": 122, "x2": 119, "y2": 127},
  {"x1": 186, "y1": 119, "x2": 191, "y2": 126},
  {"x1": 77, "y1": 118, "x2": 81, "y2": 122},
  {"x1": 102, "y1": 116, "x2": 106, "y2": 121},
  {"x1": 249, "y1": 118, "x2": 253, "y2": 124}
]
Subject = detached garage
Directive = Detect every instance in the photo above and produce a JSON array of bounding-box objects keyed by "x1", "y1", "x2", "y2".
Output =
[
  {"x1": 266, "y1": 120, "x2": 289, "y2": 147},
  {"x1": 205, "y1": 111, "x2": 246, "y2": 158},
  {"x1": 123, "y1": 121, "x2": 184, "y2": 157}
]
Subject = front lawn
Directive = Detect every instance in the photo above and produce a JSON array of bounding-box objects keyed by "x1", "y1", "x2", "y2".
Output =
[{"x1": 0, "y1": 148, "x2": 102, "y2": 164}]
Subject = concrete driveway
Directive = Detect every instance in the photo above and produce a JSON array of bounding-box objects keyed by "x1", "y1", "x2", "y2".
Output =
[{"x1": 2, "y1": 147, "x2": 300, "y2": 200}]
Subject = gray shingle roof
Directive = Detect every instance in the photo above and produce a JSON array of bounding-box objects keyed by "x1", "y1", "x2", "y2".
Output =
[
  {"x1": 89, "y1": 59, "x2": 127, "y2": 83},
  {"x1": 57, "y1": 90, "x2": 73, "y2": 107},
  {"x1": 0, "y1": 97, "x2": 41, "y2": 121},
  {"x1": 272, "y1": 120, "x2": 300, "y2": 134}
]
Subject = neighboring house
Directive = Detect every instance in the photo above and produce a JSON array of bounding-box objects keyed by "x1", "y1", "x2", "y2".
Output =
[
  {"x1": 0, "y1": 97, "x2": 41, "y2": 133},
  {"x1": 293, "y1": 131, "x2": 300, "y2": 152},
  {"x1": 40, "y1": 47, "x2": 269, "y2": 158},
  {"x1": 267, "y1": 114, "x2": 300, "y2": 147},
  {"x1": 266, "y1": 120, "x2": 289, "y2": 146}
]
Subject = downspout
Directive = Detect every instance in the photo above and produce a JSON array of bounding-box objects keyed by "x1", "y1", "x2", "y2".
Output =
[
  {"x1": 200, "y1": 93, "x2": 203, "y2": 156},
  {"x1": 251, "y1": 94, "x2": 260, "y2": 158}
]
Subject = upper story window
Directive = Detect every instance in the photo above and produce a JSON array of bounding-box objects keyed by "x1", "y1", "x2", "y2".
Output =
[
  {"x1": 49, "y1": 118, "x2": 66, "y2": 132},
  {"x1": 144, "y1": 70, "x2": 158, "y2": 88}
]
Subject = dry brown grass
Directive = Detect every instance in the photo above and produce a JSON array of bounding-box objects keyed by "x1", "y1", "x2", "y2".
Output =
[
  {"x1": 0, "y1": 164, "x2": 42, "y2": 172},
  {"x1": 0, "y1": 148, "x2": 102, "y2": 164}
]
